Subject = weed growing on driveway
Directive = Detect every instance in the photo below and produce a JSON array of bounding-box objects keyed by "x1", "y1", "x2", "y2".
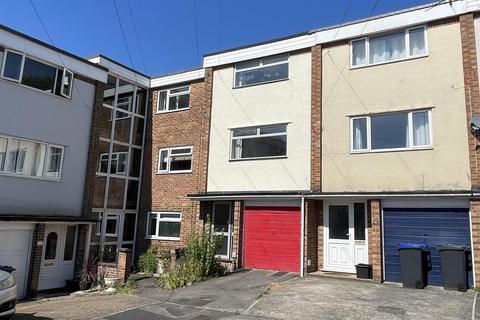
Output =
[{"x1": 115, "y1": 276, "x2": 137, "y2": 295}]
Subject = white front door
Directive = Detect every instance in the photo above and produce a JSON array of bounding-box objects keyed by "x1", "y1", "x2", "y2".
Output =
[
  {"x1": 39, "y1": 225, "x2": 77, "y2": 290},
  {"x1": 324, "y1": 202, "x2": 368, "y2": 273}
]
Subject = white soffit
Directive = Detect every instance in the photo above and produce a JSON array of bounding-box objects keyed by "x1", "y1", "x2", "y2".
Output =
[
  {"x1": 89, "y1": 56, "x2": 150, "y2": 88},
  {"x1": 150, "y1": 68, "x2": 205, "y2": 88},
  {"x1": 0, "y1": 28, "x2": 108, "y2": 83}
]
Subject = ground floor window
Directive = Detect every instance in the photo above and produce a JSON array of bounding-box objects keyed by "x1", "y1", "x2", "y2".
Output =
[
  {"x1": 146, "y1": 212, "x2": 182, "y2": 240},
  {"x1": 212, "y1": 202, "x2": 233, "y2": 259}
]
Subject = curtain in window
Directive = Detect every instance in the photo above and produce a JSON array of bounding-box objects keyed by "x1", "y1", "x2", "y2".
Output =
[
  {"x1": 370, "y1": 32, "x2": 405, "y2": 63},
  {"x1": 352, "y1": 118, "x2": 367, "y2": 150},
  {"x1": 413, "y1": 111, "x2": 430, "y2": 146},
  {"x1": 352, "y1": 40, "x2": 366, "y2": 66},
  {"x1": 232, "y1": 139, "x2": 242, "y2": 159},
  {"x1": 409, "y1": 28, "x2": 426, "y2": 56}
]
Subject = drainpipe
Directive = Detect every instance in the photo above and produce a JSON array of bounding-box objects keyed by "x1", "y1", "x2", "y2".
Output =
[
  {"x1": 300, "y1": 195, "x2": 305, "y2": 277},
  {"x1": 469, "y1": 209, "x2": 476, "y2": 286}
]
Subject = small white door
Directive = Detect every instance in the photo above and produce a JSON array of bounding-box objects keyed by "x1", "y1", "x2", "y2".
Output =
[
  {"x1": 324, "y1": 202, "x2": 367, "y2": 273},
  {"x1": 39, "y1": 225, "x2": 77, "y2": 290}
]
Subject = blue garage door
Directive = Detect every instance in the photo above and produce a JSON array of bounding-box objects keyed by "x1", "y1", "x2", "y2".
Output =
[{"x1": 384, "y1": 208, "x2": 471, "y2": 286}]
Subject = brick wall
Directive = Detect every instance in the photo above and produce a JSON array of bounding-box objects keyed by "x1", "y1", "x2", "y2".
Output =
[
  {"x1": 470, "y1": 200, "x2": 480, "y2": 286},
  {"x1": 305, "y1": 199, "x2": 320, "y2": 272},
  {"x1": 311, "y1": 45, "x2": 322, "y2": 192},
  {"x1": 26, "y1": 223, "x2": 45, "y2": 298},
  {"x1": 137, "y1": 72, "x2": 212, "y2": 256},
  {"x1": 368, "y1": 200, "x2": 382, "y2": 282},
  {"x1": 231, "y1": 201, "x2": 244, "y2": 270},
  {"x1": 460, "y1": 14, "x2": 480, "y2": 189}
]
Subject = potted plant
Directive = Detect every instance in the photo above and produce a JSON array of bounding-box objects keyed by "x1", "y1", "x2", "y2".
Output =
[{"x1": 78, "y1": 255, "x2": 98, "y2": 290}]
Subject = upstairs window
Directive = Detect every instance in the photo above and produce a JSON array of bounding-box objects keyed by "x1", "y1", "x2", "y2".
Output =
[
  {"x1": 98, "y1": 152, "x2": 127, "y2": 175},
  {"x1": 158, "y1": 146, "x2": 193, "y2": 173},
  {"x1": 231, "y1": 124, "x2": 287, "y2": 160},
  {"x1": 1, "y1": 49, "x2": 74, "y2": 98},
  {"x1": 351, "y1": 110, "x2": 432, "y2": 152},
  {"x1": 157, "y1": 86, "x2": 190, "y2": 113},
  {"x1": 234, "y1": 54, "x2": 289, "y2": 88},
  {"x1": 351, "y1": 26, "x2": 427, "y2": 67}
]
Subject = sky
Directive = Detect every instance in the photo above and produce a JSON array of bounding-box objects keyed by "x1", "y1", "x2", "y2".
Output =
[{"x1": 0, "y1": 0, "x2": 436, "y2": 77}]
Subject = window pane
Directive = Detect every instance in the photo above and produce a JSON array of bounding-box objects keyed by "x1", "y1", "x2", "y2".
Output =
[
  {"x1": 106, "y1": 217, "x2": 117, "y2": 235},
  {"x1": 352, "y1": 118, "x2": 367, "y2": 150},
  {"x1": 217, "y1": 236, "x2": 229, "y2": 256},
  {"x1": 352, "y1": 39, "x2": 366, "y2": 66},
  {"x1": 0, "y1": 137, "x2": 7, "y2": 171},
  {"x1": 129, "y1": 148, "x2": 142, "y2": 177},
  {"x1": 102, "y1": 244, "x2": 117, "y2": 263},
  {"x1": 369, "y1": 32, "x2": 406, "y2": 64},
  {"x1": 213, "y1": 203, "x2": 230, "y2": 232},
  {"x1": 235, "y1": 63, "x2": 288, "y2": 87},
  {"x1": 45, "y1": 232, "x2": 58, "y2": 260},
  {"x1": 149, "y1": 214, "x2": 157, "y2": 236},
  {"x1": 170, "y1": 86, "x2": 189, "y2": 94},
  {"x1": 123, "y1": 213, "x2": 136, "y2": 241},
  {"x1": 262, "y1": 54, "x2": 288, "y2": 65},
  {"x1": 354, "y1": 203, "x2": 366, "y2": 241},
  {"x1": 21, "y1": 57, "x2": 57, "y2": 93},
  {"x1": 158, "y1": 91, "x2": 167, "y2": 112},
  {"x1": 45, "y1": 146, "x2": 63, "y2": 178},
  {"x1": 159, "y1": 150, "x2": 168, "y2": 171},
  {"x1": 160, "y1": 213, "x2": 181, "y2": 219},
  {"x1": 412, "y1": 111, "x2": 430, "y2": 146},
  {"x1": 63, "y1": 226, "x2": 76, "y2": 261},
  {"x1": 61, "y1": 69, "x2": 73, "y2": 98},
  {"x1": 371, "y1": 113, "x2": 408, "y2": 150},
  {"x1": 159, "y1": 221, "x2": 181, "y2": 238},
  {"x1": 236, "y1": 59, "x2": 261, "y2": 70},
  {"x1": 3, "y1": 51, "x2": 23, "y2": 80},
  {"x1": 7, "y1": 139, "x2": 46, "y2": 176},
  {"x1": 117, "y1": 96, "x2": 132, "y2": 112},
  {"x1": 126, "y1": 180, "x2": 139, "y2": 210},
  {"x1": 260, "y1": 124, "x2": 286, "y2": 135},
  {"x1": 170, "y1": 154, "x2": 192, "y2": 171},
  {"x1": 409, "y1": 27, "x2": 426, "y2": 56},
  {"x1": 136, "y1": 88, "x2": 147, "y2": 115},
  {"x1": 232, "y1": 128, "x2": 257, "y2": 137},
  {"x1": 114, "y1": 114, "x2": 131, "y2": 143},
  {"x1": 329, "y1": 205, "x2": 349, "y2": 240},
  {"x1": 234, "y1": 135, "x2": 287, "y2": 159},
  {"x1": 107, "y1": 177, "x2": 125, "y2": 209},
  {"x1": 170, "y1": 148, "x2": 191, "y2": 155},
  {"x1": 132, "y1": 117, "x2": 144, "y2": 146}
]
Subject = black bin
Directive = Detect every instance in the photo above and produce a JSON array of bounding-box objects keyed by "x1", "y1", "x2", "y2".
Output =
[
  {"x1": 398, "y1": 243, "x2": 428, "y2": 289},
  {"x1": 437, "y1": 245, "x2": 470, "y2": 292},
  {"x1": 355, "y1": 264, "x2": 372, "y2": 279}
]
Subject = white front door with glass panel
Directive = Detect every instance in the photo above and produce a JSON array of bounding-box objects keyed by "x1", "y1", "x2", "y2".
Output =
[
  {"x1": 324, "y1": 202, "x2": 367, "y2": 273},
  {"x1": 39, "y1": 225, "x2": 77, "y2": 290},
  {"x1": 212, "y1": 202, "x2": 233, "y2": 259}
]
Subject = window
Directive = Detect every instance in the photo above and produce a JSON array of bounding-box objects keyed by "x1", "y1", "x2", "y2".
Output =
[
  {"x1": 95, "y1": 212, "x2": 103, "y2": 235},
  {"x1": 105, "y1": 214, "x2": 118, "y2": 237},
  {"x1": 351, "y1": 26, "x2": 427, "y2": 67},
  {"x1": 157, "y1": 146, "x2": 192, "y2": 173},
  {"x1": 0, "y1": 137, "x2": 6, "y2": 171},
  {"x1": 44, "y1": 232, "x2": 58, "y2": 260},
  {"x1": 235, "y1": 54, "x2": 289, "y2": 87},
  {"x1": 45, "y1": 146, "x2": 64, "y2": 179},
  {"x1": 1, "y1": 49, "x2": 74, "y2": 98},
  {"x1": 157, "y1": 86, "x2": 190, "y2": 113},
  {"x1": 63, "y1": 226, "x2": 76, "y2": 261},
  {"x1": 98, "y1": 152, "x2": 127, "y2": 175},
  {"x1": 231, "y1": 124, "x2": 287, "y2": 160},
  {"x1": 146, "y1": 212, "x2": 181, "y2": 240},
  {"x1": 350, "y1": 110, "x2": 432, "y2": 152},
  {"x1": 212, "y1": 202, "x2": 233, "y2": 259}
]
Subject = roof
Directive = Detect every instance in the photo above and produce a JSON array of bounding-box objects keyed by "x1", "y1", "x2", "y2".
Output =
[
  {"x1": 89, "y1": 55, "x2": 151, "y2": 88},
  {"x1": 151, "y1": 67, "x2": 205, "y2": 88},
  {"x1": 0, "y1": 215, "x2": 97, "y2": 223}
]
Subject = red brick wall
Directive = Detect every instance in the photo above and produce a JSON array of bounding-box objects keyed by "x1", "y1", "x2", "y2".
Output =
[
  {"x1": 311, "y1": 45, "x2": 322, "y2": 192},
  {"x1": 26, "y1": 223, "x2": 45, "y2": 298},
  {"x1": 137, "y1": 72, "x2": 212, "y2": 255},
  {"x1": 470, "y1": 200, "x2": 480, "y2": 286},
  {"x1": 368, "y1": 200, "x2": 382, "y2": 282}
]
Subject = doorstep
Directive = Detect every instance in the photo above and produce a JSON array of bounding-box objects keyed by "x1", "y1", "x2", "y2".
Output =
[{"x1": 308, "y1": 270, "x2": 373, "y2": 282}]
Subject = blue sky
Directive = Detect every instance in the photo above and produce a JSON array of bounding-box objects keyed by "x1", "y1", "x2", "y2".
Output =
[{"x1": 1, "y1": 0, "x2": 435, "y2": 76}]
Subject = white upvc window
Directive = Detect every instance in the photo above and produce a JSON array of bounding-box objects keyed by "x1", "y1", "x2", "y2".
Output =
[
  {"x1": 0, "y1": 134, "x2": 64, "y2": 180},
  {"x1": 212, "y1": 202, "x2": 233, "y2": 259},
  {"x1": 104, "y1": 214, "x2": 119, "y2": 237},
  {"x1": 350, "y1": 26, "x2": 428, "y2": 68},
  {"x1": 157, "y1": 146, "x2": 193, "y2": 174},
  {"x1": 1, "y1": 49, "x2": 74, "y2": 98},
  {"x1": 98, "y1": 152, "x2": 127, "y2": 175},
  {"x1": 234, "y1": 54, "x2": 289, "y2": 88},
  {"x1": 146, "y1": 212, "x2": 181, "y2": 240},
  {"x1": 350, "y1": 109, "x2": 432, "y2": 153},
  {"x1": 157, "y1": 86, "x2": 190, "y2": 113},
  {"x1": 230, "y1": 124, "x2": 287, "y2": 160}
]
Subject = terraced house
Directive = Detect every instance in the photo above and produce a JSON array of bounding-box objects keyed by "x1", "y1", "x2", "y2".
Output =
[{"x1": 4, "y1": 0, "x2": 480, "y2": 299}]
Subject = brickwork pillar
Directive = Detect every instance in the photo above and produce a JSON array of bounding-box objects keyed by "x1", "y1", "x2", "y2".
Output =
[
  {"x1": 305, "y1": 199, "x2": 321, "y2": 273},
  {"x1": 368, "y1": 200, "x2": 383, "y2": 283},
  {"x1": 26, "y1": 223, "x2": 45, "y2": 298},
  {"x1": 311, "y1": 44, "x2": 322, "y2": 191},
  {"x1": 231, "y1": 201, "x2": 244, "y2": 270},
  {"x1": 470, "y1": 200, "x2": 480, "y2": 287},
  {"x1": 117, "y1": 248, "x2": 133, "y2": 281}
]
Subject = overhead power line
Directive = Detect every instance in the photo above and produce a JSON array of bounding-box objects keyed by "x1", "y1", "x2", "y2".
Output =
[
  {"x1": 112, "y1": 0, "x2": 135, "y2": 70},
  {"x1": 127, "y1": 0, "x2": 148, "y2": 74}
]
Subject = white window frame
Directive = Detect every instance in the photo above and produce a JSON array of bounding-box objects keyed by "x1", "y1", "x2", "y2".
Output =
[
  {"x1": 230, "y1": 124, "x2": 288, "y2": 161},
  {"x1": 156, "y1": 85, "x2": 190, "y2": 113},
  {"x1": 212, "y1": 202, "x2": 233, "y2": 260},
  {"x1": 157, "y1": 146, "x2": 193, "y2": 174},
  {"x1": 98, "y1": 152, "x2": 128, "y2": 175},
  {"x1": 95, "y1": 212, "x2": 103, "y2": 236},
  {"x1": 350, "y1": 109, "x2": 433, "y2": 153},
  {"x1": 234, "y1": 54, "x2": 289, "y2": 88},
  {"x1": 104, "y1": 214, "x2": 119, "y2": 237},
  {"x1": 350, "y1": 26, "x2": 428, "y2": 69},
  {"x1": 0, "y1": 49, "x2": 74, "y2": 99},
  {"x1": 146, "y1": 211, "x2": 182, "y2": 241},
  {"x1": 0, "y1": 134, "x2": 65, "y2": 180}
]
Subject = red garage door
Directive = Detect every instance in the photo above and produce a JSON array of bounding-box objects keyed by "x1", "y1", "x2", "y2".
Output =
[{"x1": 243, "y1": 206, "x2": 300, "y2": 272}]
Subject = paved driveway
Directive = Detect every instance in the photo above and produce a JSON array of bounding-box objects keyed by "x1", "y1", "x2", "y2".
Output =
[{"x1": 14, "y1": 270, "x2": 477, "y2": 320}]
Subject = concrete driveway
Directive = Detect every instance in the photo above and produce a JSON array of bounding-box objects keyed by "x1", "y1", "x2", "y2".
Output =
[{"x1": 13, "y1": 270, "x2": 477, "y2": 320}]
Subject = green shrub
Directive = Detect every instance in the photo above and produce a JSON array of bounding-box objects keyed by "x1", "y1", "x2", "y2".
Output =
[
  {"x1": 138, "y1": 248, "x2": 158, "y2": 276},
  {"x1": 157, "y1": 221, "x2": 224, "y2": 290},
  {"x1": 115, "y1": 275, "x2": 137, "y2": 295}
]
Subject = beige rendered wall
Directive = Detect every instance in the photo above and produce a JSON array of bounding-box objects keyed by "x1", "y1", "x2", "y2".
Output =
[
  {"x1": 322, "y1": 21, "x2": 471, "y2": 192},
  {"x1": 207, "y1": 51, "x2": 311, "y2": 192}
]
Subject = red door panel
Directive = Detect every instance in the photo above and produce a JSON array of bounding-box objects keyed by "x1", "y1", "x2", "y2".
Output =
[{"x1": 243, "y1": 206, "x2": 300, "y2": 272}]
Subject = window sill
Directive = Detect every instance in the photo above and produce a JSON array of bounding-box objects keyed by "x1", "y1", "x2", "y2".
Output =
[
  {"x1": 350, "y1": 146, "x2": 433, "y2": 154},
  {"x1": 155, "y1": 108, "x2": 190, "y2": 115},
  {"x1": 232, "y1": 77, "x2": 289, "y2": 89},
  {"x1": 0, "y1": 76, "x2": 72, "y2": 101},
  {"x1": 229, "y1": 155, "x2": 287, "y2": 162},
  {"x1": 350, "y1": 53, "x2": 429, "y2": 70},
  {"x1": 0, "y1": 172, "x2": 62, "y2": 182},
  {"x1": 156, "y1": 170, "x2": 192, "y2": 175},
  {"x1": 145, "y1": 236, "x2": 181, "y2": 241}
]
